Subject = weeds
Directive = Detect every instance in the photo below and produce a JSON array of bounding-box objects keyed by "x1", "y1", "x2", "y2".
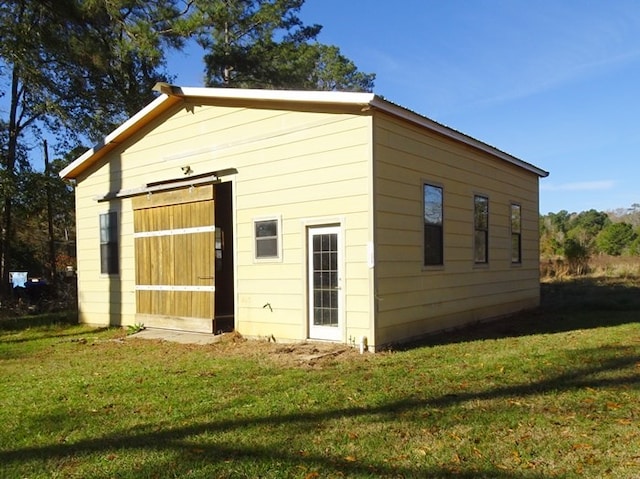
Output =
[{"x1": 126, "y1": 322, "x2": 145, "y2": 335}]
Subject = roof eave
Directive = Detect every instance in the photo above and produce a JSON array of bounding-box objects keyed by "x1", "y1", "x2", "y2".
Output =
[
  {"x1": 60, "y1": 85, "x2": 548, "y2": 180},
  {"x1": 59, "y1": 87, "x2": 376, "y2": 180},
  {"x1": 170, "y1": 85, "x2": 377, "y2": 105},
  {"x1": 369, "y1": 96, "x2": 549, "y2": 178},
  {"x1": 59, "y1": 93, "x2": 183, "y2": 179}
]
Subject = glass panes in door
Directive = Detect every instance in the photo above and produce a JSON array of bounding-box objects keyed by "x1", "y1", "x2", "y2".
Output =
[{"x1": 308, "y1": 226, "x2": 341, "y2": 340}]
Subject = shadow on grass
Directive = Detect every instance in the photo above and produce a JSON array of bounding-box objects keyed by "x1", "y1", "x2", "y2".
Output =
[
  {"x1": 0, "y1": 311, "x2": 78, "y2": 332},
  {"x1": 1, "y1": 344, "x2": 637, "y2": 478},
  {"x1": 416, "y1": 277, "x2": 640, "y2": 347},
  {"x1": 0, "y1": 327, "x2": 112, "y2": 346},
  {"x1": 0, "y1": 312, "x2": 93, "y2": 347}
]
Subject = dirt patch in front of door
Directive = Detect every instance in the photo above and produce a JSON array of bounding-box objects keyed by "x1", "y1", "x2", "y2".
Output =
[{"x1": 209, "y1": 331, "x2": 366, "y2": 369}]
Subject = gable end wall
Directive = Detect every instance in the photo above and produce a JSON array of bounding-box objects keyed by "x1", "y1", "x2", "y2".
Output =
[{"x1": 73, "y1": 101, "x2": 375, "y2": 343}]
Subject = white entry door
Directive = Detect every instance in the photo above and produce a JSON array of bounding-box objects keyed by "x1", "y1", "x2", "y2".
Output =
[{"x1": 308, "y1": 226, "x2": 342, "y2": 341}]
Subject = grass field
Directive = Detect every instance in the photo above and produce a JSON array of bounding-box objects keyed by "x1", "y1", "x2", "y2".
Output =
[{"x1": 0, "y1": 278, "x2": 639, "y2": 478}]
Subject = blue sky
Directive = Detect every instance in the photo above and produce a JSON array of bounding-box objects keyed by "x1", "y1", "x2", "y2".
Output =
[{"x1": 172, "y1": 1, "x2": 638, "y2": 214}]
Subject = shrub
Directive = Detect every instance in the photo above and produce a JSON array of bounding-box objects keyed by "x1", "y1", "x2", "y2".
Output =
[{"x1": 562, "y1": 238, "x2": 590, "y2": 275}]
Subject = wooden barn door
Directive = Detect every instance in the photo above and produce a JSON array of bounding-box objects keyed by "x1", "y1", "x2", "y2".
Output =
[{"x1": 132, "y1": 185, "x2": 215, "y2": 333}]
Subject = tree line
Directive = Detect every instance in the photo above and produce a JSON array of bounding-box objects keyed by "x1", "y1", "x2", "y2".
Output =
[
  {"x1": 540, "y1": 204, "x2": 640, "y2": 273},
  {"x1": 5, "y1": 1, "x2": 631, "y2": 302},
  {"x1": 0, "y1": 0, "x2": 375, "y2": 299}
]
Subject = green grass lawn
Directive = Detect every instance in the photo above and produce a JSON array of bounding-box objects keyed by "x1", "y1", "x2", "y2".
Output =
[{"x1": 1, "y1": 278, "x2": 639, "y2": 478}]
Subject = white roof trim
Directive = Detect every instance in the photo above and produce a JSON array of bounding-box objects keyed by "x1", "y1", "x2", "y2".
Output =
[
  {"x1": 60, "y1": 86, "x2": 548, "y2": 179},
  {"x1": 59, "y1": 94, "x2": 178, "y2": 179},
  {"x1": 175, "y1": 86, "x2": 376, "y2": 105}
]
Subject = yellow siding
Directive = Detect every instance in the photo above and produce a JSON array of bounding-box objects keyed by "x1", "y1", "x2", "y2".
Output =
[
  {"x1": 73, "y1": 95, "x2": 542, "y2": 349},
  {"x1": 372, "y1": 112, "x2": 541, "y2": 347},
  {"x1": 73, "y1": 101, "x2": 374, "y2": 341}
]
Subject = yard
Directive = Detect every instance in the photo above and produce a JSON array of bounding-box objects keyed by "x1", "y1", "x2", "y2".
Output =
[{"x1": 0, "y1": 277, "x2": 639, "y2": 478}]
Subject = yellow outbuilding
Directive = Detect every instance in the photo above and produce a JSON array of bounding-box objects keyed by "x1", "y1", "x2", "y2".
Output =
[{"x1": 61, "y1": 86, "x2": 548, "y2": 351}]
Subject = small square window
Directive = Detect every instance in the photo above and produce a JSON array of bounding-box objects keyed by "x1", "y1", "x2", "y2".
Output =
[{"x1": 255, "y1": 218, "x2": 280, "y2": 259}]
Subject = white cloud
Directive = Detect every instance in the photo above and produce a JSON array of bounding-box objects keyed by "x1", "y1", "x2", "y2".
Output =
[{"x1": 540, "y1": 180, "x2": 615, "y2": 192}]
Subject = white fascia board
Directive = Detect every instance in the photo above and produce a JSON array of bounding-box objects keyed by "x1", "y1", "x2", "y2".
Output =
[
  {"x1": 60, "y1": 85, "x2": 548, "y2": 180},
  {"x1": 60, "y1": 94, "x2": 178, "y2": 179},
  {"x1": 176, "y1": 86, "x2": 376, "y2": 106},
  {"x1": 59, "y1": 88, "x2": 375, "y2": 179}
]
